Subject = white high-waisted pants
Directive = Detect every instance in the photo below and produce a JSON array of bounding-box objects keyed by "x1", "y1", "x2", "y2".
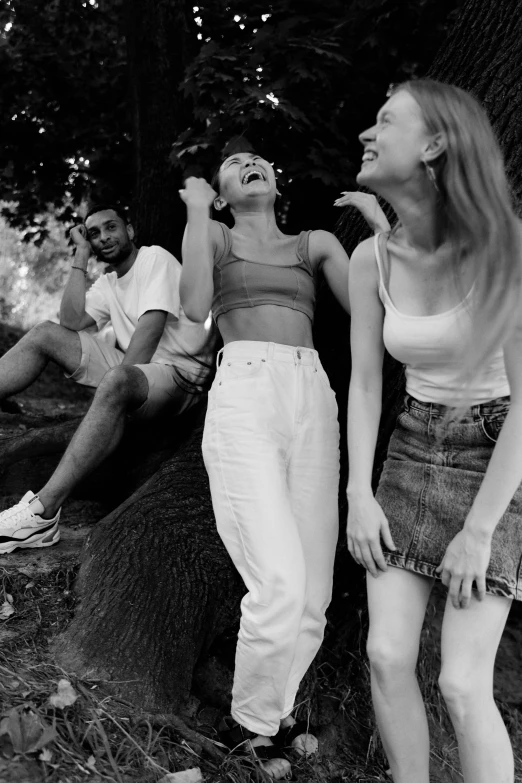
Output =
[{"x1": 202, "y1": 341, "x2": 340, "y2": 736}]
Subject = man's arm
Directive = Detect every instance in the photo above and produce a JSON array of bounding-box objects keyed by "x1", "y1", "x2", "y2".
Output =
[
  {"x1": 122, "y1": 310, "x2": 168, "y2": 365},
  {"x1": 60, "y1": 225, "x2": 97, "y2": 331}
]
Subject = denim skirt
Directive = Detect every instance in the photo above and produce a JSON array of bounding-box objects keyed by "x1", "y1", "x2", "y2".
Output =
[{"x1": 376, "y1": 394, "x2": 522, "y2": 600}]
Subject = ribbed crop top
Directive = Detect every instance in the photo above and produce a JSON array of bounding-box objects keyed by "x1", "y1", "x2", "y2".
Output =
[
  {"x1": 374, "y1": 233, "x2": 510, "y2": 405},
  {"x1": 212, "y1": 222, "x2": 316, "y2": 321}
]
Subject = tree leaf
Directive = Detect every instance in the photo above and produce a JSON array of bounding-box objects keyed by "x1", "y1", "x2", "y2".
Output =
[
  {"x1": 0, "y1": 601, "x2": 15, "y2": 621},
  {"x1": 0, "y1": 705, "x2": 56, "y2": 754},
  {"x1": 38, "y1": 748, "x2": 53, "y2": 762},
  {"x1": 158, "y1": 769, "x2": 203, "y2": 783},
  {"x1": 48, "y1": 679, "x2": 78, "y2": 709}
]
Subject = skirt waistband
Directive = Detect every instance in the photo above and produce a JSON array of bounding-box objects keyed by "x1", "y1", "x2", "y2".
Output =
[
  {"x1": 218, "y1": 340, "x2": 319, "y2": 367},
  {"x1": 405, "y1": 393, "x2": 510, "y2": 419}
]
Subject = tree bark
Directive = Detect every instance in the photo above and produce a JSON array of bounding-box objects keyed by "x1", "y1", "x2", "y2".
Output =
[
  {"x1": 426, "y1": 0, "x2": 522, "y2": 208},
  {"x1": 124, "y1": 0, "x2": 196, "y2": 256}
]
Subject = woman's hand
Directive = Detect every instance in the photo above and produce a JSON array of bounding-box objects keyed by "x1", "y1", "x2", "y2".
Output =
[
  {"x1": 334, "y1": 191, "x2": 391, "y2": 234},
  {"x1": 436, "y1": 529, "x2": 491, "y2": 609},
  {"x1": 347, "y1": 492, "x2": 396, "y2": 577},
  {"x1": 179, "y1": 176, "x2": 217, "y2": 211}
]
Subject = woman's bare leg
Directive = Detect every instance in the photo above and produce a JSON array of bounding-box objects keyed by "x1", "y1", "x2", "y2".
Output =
[
  {"x1": 366, "y1": 567, "x2": 434, "y2": 783},
  {"x1": 439, "y1": 593, "x2": 513, "y2": 783}
]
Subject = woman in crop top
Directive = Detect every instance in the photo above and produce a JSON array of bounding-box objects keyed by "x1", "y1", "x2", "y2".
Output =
[
  {"x1": 179, "y1": 153, "x2": 389, "y2": 778},
  {"x1": 347, "y1": 79, "x2": 522, "y2": 783}
]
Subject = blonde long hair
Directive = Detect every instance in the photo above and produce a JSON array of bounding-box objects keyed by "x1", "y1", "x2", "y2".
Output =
[{"x1": 394, "y1": 79, "x2": 522, "y2": 396}]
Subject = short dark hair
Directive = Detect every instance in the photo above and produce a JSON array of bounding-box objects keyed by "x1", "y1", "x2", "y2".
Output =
[{"x1": 84, "y1": 203, "x2": 130, "y2": 224}]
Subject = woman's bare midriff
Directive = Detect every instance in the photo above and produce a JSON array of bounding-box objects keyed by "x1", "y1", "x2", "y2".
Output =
[{"x1": 217, "y1": 305, "x2": 314, "y2": 348}]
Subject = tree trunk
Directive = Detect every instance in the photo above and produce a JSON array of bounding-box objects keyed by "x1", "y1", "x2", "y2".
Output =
[
  {"x1": 54, "y1": 417, "x2": 244, "y2": 712},
  {"x1": 426, "y1": 0, "x2": 522, "y2": 208},
  {"x1": 124, "y1": 0, "x2": 195, "y2": 256},
  {"x1": 55, "y1": 0, "x2": 522, "y2": 742}
]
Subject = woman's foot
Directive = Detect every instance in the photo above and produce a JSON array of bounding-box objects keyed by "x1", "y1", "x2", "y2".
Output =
[
  {"x1": 276, "y1": 716, "x2": 319, "y2": 756},
  {"x1": 249, "y1": 734, "x2": 291, "y2": 779},
  {"x1": 218, "y1": 719, "x2": 291, "y2": 780}
]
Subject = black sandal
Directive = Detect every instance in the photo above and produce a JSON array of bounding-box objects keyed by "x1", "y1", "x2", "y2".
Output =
[
  {"x1": 218, "y1": 718, "x2": 256, "y2": 754},
  {"x1": 217, "y1": 718, "x2": 292, "y2": 776}
]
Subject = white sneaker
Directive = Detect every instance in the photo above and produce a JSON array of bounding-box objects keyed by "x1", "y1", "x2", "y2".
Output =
[{"x1": 0, "y1": 491, "x2": 60, "y2": 554}]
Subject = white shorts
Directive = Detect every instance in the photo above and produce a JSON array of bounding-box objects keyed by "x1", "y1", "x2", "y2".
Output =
[{"x1": 66, "y1": 330, "x2": 201, "y2": 419}]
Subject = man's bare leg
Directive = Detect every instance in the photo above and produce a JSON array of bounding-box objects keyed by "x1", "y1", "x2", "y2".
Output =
[
  {"x1": 37, "y1": 364, "x2": 148, "y2": 517},
  {"x1": 0, "y1": 321, "x2": 82, "y2": 398}
]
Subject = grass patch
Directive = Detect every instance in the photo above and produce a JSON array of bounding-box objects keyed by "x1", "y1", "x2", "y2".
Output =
[{"x1": 0, "y1": 566, "x2": 521, "y2": 781}]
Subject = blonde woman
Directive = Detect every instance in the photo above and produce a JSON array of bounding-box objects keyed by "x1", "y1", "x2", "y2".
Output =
[{"x1": 346, "y1": 79, "x2": 522, "y2": 783}]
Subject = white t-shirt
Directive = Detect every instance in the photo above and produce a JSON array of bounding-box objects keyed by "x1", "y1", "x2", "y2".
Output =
[{"x1": 85, "y1": 245, "x2": 213, "y2": 379}]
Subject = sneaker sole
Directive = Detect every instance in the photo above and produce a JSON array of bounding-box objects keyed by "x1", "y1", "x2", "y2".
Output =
[{"x1": 0, "y1": 524, "x2": 60, "y2": 554}]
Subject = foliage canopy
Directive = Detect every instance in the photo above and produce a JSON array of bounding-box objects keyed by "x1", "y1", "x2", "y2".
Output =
[{"x1": 0, "y1": 0, "x2": 462, "y2": 236}]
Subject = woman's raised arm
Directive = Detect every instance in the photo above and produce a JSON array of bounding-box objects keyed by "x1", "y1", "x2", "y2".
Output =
[
  {"x1": 334, "y1": 191, "x2": 391, "y2": 234},
  {"x1": 179, "y1": 177, "x2": 223, "y2": 322}
]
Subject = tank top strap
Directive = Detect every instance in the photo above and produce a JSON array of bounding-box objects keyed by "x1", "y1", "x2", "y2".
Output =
[
  {"x1": 373, "y1": 231, "x2": 392, "y2": 299},
  {"x1": 296, "y1": 230, "x2": 314, "y2": 274},
  {"x1": 214, "y1": 221, "x2": 233, "y2": 266}
]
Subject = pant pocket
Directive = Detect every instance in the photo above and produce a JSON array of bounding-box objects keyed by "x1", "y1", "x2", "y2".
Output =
[{"x1": 481, "y1": 413, "x2": 506, "y2": 443}]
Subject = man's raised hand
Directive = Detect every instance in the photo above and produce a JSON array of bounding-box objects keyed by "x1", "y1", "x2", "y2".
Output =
[{"x1": 69, "y1": 224, "x2": 91, "y2": 252}]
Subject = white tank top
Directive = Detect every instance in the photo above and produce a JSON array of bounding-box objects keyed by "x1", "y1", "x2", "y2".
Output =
[{"x1": 374, "y1": 233, "x2": 510, "y2": 405}]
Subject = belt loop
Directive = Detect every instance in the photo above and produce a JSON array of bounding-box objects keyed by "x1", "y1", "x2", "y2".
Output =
[
  {"x1": 217, "y1": 347, "x2": 224, "y2": 367},
  {"x1": 267, "y1": 342, "x2": 275, "y2": 361},
  {"x1": 427, "y1": 403, "x2": 434, "y2": 439}
]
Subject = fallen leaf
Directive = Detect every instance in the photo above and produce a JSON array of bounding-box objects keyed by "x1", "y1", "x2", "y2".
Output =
[
  {"x1": 0, "y1": 705, "x2": 56, "y2": 754},
  {"x1": 158, "y1": 769, "x2": 203, "y2": 783},
  {"x1": 39, "y1": 748, "x2": 52, "y2": 762},
  {"x1": 48, "y1": 680, "x2": 78, "y2": 709},
  {"x1": 292, "y1": 732, "x2": 319, "y2": 756},
  {"x1": 0, "y1": 602, "x2": 15, "y2": 621}
]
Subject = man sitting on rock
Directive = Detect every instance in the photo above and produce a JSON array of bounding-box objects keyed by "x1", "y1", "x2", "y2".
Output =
[{"x1": 0, "y1": 204, "x2": 213, "y2": 554}]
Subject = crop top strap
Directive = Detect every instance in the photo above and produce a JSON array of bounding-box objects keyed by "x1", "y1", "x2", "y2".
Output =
[
  {"x1": 373, "y1": 231, "x2": 392, "y2": 298},
  {"x1": 214, "y1": 221, "x2": 232, "y2": 266},
  {"x1": 296, "y1": 230, "x2": 314, "y2": 275}
]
